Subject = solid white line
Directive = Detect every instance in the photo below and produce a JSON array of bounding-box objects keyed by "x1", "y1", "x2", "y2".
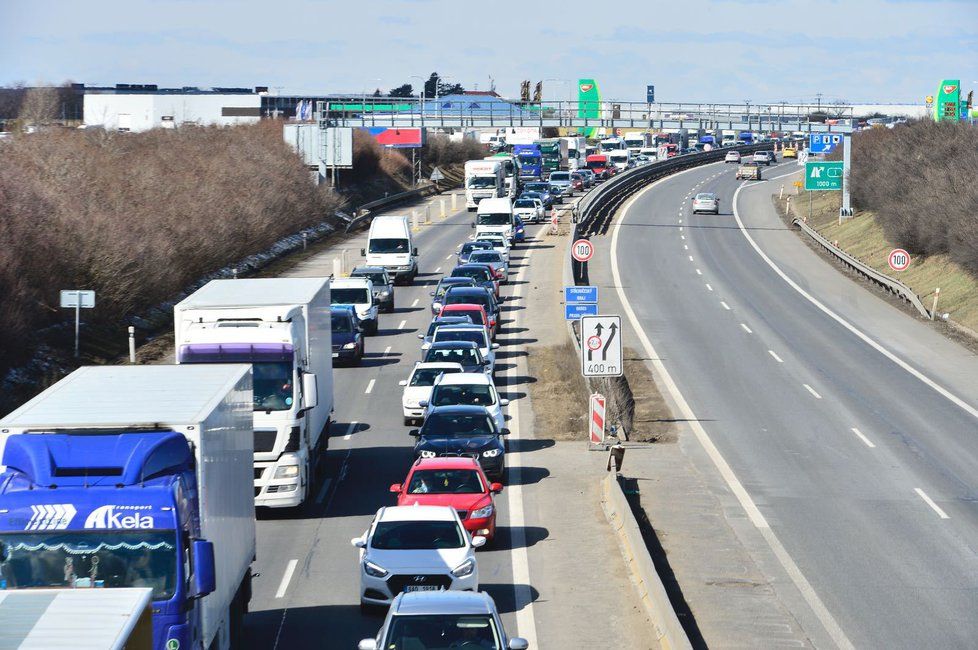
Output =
[
  {"x1": 383, "y1": 345, "x2": 392, "y2": 356},
  {"x1": 705, "y1": 283, "x2": 713, "y2": 291},
  {"x1": 397, "y1": 319, "x2": 407, "y2": 330},
  {"x1": 850, "y1": 427, "x2": 876, "y2": 448},
  {"x1": 769, "y1": 350, "x2": 784, "y2": 363},
  {"x1": 695, "y1": 268, "x2": 702, "y2": 275},
  {"x1": 275, "y1": 559, "x2": 298, "y2": 598},
  {"x1": 434, "y1": 266, "x2": 441, "y2": 273},
  {"x1": 914, "y1": 488, "x2": 950, "y2": 519},
  {"x1": 411, "y1": 298, "x2": 419, "y2": 307},
  {"x1": 615, "y1": 172, "x2": 855, "y2": 650},
  {"x1": 733, "y1": 183, "x2": 978, "y2": 421},
  {"x1": 342, "y1": 420, "x2": 359, "y2": 441},
  {"x1": 364, "y1": 379, "x2": 375, "y2": 394},
  {"x1": 315, "y1": 477, "x2": 333, "y2": 504},
  {"x1": 803, "y1": 384, "x2": 822, "y2": 399},
  {"x1": 740, "y1": 323, "x2": 753, "y2": 334},
  {"x1": 720, "y1": 301, "x2": 731, "y2": 310}
]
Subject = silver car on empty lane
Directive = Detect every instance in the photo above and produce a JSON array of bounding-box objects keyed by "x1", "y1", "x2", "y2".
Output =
[{"x1": 691, "y1": 192, "x2": 720, "y2": 214}]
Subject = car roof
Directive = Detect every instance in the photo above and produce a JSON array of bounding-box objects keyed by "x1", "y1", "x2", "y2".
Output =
[
  {"x1": 429, "y1": 340, "x2": 478, "y2": 350},
  {"x1": 411, "y1": 456, "x2": 483, "y2": 471},
  {"x1": 351, "y1": 266, "x2": 386, "y2": 274},
  {"x1": 392, "y1": 590, "x2": 495, "y2": 616},
  {"x1": 434, "y1": 372, "x2": 492, "y2": 386},
  {"x1": 412, "y1": 361, "x2": 464, "y2": 372},
  {"x1": 378, "y1": 505, "x2": 457, "y2": 523},
  {"x1": 427, "y1": 404, "x2": 491, "y2": 415}
]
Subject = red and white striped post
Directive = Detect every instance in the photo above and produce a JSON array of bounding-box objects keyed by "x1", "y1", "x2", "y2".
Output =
[{"x1": 589, "y1": 393, "x2": 606, "y2": 445}]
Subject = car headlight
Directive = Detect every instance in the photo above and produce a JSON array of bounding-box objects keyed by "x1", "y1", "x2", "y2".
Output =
[
  {"x1": 471, "y1": 504, "x2": 493, "y2": 519},
  {"x1": 342, "y1": 342, "x2": 357, "y2": 349},
  {"x1": 420, "y1": 450, "x2": 437, "y2": 458},
  {"x1": 274, "y1": 465, "x2": 299, "y2": 479},
  {"x1": 363, "y1": 559, "x2": 388, "y2": 578},
  {"x1": 482, "y1": 449, "x2": 501, "y2": 458},
  {"x1": 451, "y1": 558, "x2": 476, "y2": 578}
]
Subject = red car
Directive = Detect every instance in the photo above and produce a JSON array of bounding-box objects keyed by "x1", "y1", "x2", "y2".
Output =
[
  {"x1": 391, "y1": 457, "x2": 503, "y2": 542},
  {"x1": 439, "y1": 303, "x2": 494, "y2": 339}
]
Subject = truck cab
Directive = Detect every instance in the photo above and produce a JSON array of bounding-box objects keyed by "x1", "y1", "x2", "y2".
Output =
[
  {"x1": 473, "y1": 197, "x2": 515, "y2": 244},
  {"x1": 609, "y1": 149, "x2": 631, "y2": 171},
  {"x1": 464, "y1": 160, "x2": 504, "y2": 210},
  {"x1": 586, "y1": 154, "x2": 612, "y2": 180},
  {"x1": 512, "y1": 144, "x2": 543, "y2": 181}
]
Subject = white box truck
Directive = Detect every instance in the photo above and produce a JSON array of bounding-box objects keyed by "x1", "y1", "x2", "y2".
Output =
[
  {"x1": 562, "y1": 136, "x2": 587, "y2": 171},
  {"x1": 362, "y1": 215, "x2": 418, "y2": 284},
  {"x1": 174, "y1": 277, "x2": 333, "y2": 508},
  {"x1": 464, "y1": 159, "x2": 504, "y2": 210},
  {"x1": 0, "y1": 364, "x2": 255, "y2": 650}
]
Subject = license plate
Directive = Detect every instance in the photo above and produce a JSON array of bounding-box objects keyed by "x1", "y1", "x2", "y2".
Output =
[{"x1": 404, "y1": 585, "x2": 440, "y2": 592}]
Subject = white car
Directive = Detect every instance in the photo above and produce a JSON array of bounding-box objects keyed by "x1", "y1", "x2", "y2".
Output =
[
  {"x1": 724, "y1": 151, "x2": 741, "y2": 164},
  {"x1": 752, "y1": 151, "x2": 772, "y2": 166},
  {"x1": 351, "y1": 505, "x2": 484, "y2": 608},
  {"x1": 400, "y1": 362, "x2": 464, "y2": 425},
  {"x1": 422, "y1": 372, "x2": 508, "y2": 432},
  {"x1": 474, "y1": 235, "x2": 510, "y2": 260},
  {"x1": 430, "y1": 325, "x2": 497, "y2": 375},
  {"x1": 512, "y1": 197, "x2": 545, "y2": 224}
]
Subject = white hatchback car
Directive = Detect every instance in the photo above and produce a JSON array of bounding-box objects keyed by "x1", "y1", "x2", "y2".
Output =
[
  {"x1": 724, "y1": 151, "x2": 741, "y2": 164},
  {"x1": 352, "y1": 505, "x2": 484, "y2": 608},
  {"x1": 422, "y1": 372, "x2": 509, "y2": 432},
  {"x1": 474, "y1": 235, "x2": 510, "y2": 260},
  {"x1": 400, "y1": 362, "x2": 464, "y2": 425}
]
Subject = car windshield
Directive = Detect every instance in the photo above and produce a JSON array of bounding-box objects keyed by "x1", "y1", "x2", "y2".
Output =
[
  {"x1": 369, "y1": 238, "x2": 409, "y2": 254},
  {"x1": 332, "y1": 314, "x2": 354, "y2": 333},
  {"x1": 332, "y1": 288, "x2": 370, "y2": 304},
  {"x1": 469, "y1": 252, "x2": 501, "y2": 264},
  {"x1": 467, "y1": 176, "x2": 498, "y2": 189},
  {"x1": 353, "y1": 271, "x2": 386, "y2": 286},
  {"x1": 410, "y1": 367, "x2": 460, "y2": 386},
  {"x1": 477, "y1": 213, "x2": 511, "y2": 226},
  {"x1": 426, "y1": 319, "x2": 469, "y2": 337},
  {"x1": 452, "y1": 268, "x2": 490, "y2": 283},
  {"x1": 461, "y1": 242, "x2": 491, "y2": 254},
  {"x1": 435, "y1": 281, "x2": 471, "y2": 299},
  {"x1": 253, "y1": 361, "x2": 295, "y2": 411},
  {"x1": 423, "y1": 412, "x2": 496, "y2": 437},
  {"x1": 371, "y1": 521, "x2": 464, "y2": 550},
  {"x1": 434, "y1": 330, "x2": 486, "y2": 347},
  {"x1": 586, "y1": 161, "x2": 605, "y2": 170},
  {"x1": 0, "y1": 530, "x2": 178, "y2": 601},
  {"x1": 431, "y1": 384, "x2": 495, "y2": 407},
  {"x1": 549, "y1": 172, "x2": 569, "y2": 181},
  {"x1": 385, "y1": 614, "x2": 501, "y2": 650},
  {"x1": 445, "y1": 292, "x2": 489, "y2": 309},
  {"x1": 525, "y1": 183, "x2": 548, "y2": 192},
  {"x1": 407, "y1": 469, "x2": 485, "y2": 495},
  {"x1": 513, "y1": 199, "x2": 535, "y2": 209},
  {"x1": 425, "y1": 347, "x2": 483, "y2": 366}
]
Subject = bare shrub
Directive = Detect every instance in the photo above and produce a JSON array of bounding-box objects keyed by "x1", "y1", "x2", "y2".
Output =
[{"x1": 17, "y1": 87, "x2": 62, "y2": 125}]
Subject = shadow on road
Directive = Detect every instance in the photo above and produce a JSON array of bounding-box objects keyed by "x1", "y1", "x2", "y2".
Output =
[
  {"x1": 506, "y1": 466, "x2": 550, "y2": 486},
  {"x1": 492, "y1": 525, "x2": 549, "y2": 552},
  {"x1": 507, "y1": 438, "x2": 554, "y2": 454}
]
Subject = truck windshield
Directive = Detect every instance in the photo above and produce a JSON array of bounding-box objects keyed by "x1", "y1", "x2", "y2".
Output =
[
  {"x1": 385, "y1": 614, "x2": 501, "y2": 650},
  {"x1": 332, "y1": 288, "x2": 370, "y2": 304},
  {"x1": 517, "y1": 154, "x2": 539, "y2": 164},
  {"x1": 253, "y1": 362, "x2": 295, "y2": 411},
  {"x1": 586, "y1": 160, "x2": 606, "y2": 170},
  {"x1": 476, "y1": 214, "x2": 511, "y2": 226},
  {"x1": 0, "y1": 530, "x2": 178, "y2": 601},
  {"x1": 467, "y1": 176, "x2": 497, "y2": 189},
  {"x1": 368, "y1": 238, "x2": 409, "y2": 254},
  {"x1": 179, "y1": 344, "x2": 295, "y2": 412}
]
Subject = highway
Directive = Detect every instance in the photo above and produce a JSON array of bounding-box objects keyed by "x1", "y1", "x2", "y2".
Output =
[{"x1": 605, "y1": 159, "x2": 978, "y2": 648}]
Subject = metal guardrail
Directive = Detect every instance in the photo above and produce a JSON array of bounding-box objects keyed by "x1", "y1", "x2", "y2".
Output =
[
  {"x1": 792, "y1": 218, "x2": 932, "y2": 318},
  {"x1": 344, "y1": 174, "x2": 461, "y2": 233}
]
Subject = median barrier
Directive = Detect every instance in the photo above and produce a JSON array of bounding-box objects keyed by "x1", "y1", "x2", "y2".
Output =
[{"x1": 601, "y1": 473, "x2": 692, "y2": 650}]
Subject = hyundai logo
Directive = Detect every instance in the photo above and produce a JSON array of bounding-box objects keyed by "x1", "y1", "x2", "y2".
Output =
[{"x1": 412, "y1": 576, "x2": 427, "y2": 583}]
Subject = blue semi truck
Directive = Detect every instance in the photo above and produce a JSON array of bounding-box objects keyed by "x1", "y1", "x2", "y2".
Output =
[
  {"x1": 512, "y1": 144, "x2": 543, "y2": 181},
  {"x1": 0, "y1": 365, "x2": 255, "y2": 650}
]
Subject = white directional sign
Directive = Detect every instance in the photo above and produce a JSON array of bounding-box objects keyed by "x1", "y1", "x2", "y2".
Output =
[{"x1": 580, "y1": 315, "x2": 622, "y2": 377}]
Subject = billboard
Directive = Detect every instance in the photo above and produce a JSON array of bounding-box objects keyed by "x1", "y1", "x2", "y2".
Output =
[
  {"x1": 363, "y1": 127, "x2": 425, "y2": 148},
  {"x1": 935, "y1": 79, "x2": 960, "y2": 121},
  {"x1": 578, "y1": 79, "x2": 601, "y2": 138},
  {"x1": 323, "y1": 127, "x2": 353, "y2": 168}
]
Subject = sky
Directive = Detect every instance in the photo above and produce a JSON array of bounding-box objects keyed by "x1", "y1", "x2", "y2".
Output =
[{"x1": 2, "y1": 0, "x2": 976, "y2": 104}]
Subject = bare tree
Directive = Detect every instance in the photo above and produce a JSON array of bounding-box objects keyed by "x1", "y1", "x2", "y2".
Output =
[{"x1": 18, "y1": 86, "x2": 62, "y2": 125}]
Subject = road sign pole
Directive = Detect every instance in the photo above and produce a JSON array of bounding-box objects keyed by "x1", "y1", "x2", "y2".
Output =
[
  {"x1": 840, "y1": 134, "x2": 853, "y2": 224},
  {"x1": 74, "y1": 299, "x2": 80, "y2": 358}
]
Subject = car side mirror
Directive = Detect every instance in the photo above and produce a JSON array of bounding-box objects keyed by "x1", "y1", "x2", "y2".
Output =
[
  {"x1": 351, "y1": 536, "x2": 366, "y2": 548},
  {"x1": 508, "y1": 639, "x2": 529, "y2": 650},
  {"x1": 409, "y1": 429, "x2": 420, "y2": 437},
  {"x1": 500, "y1": 428, "x2": 511, "y2": 436},
  {"x1": 192, "y1": 540, "x2": 216, "y2": 597},
  {"x1": 413, "y1": 247, "x2": 418, "y2": 256},
  {"x1": 301, "y1": 373, "x2": 319, "y2": 410},
  {"x1": 389, "y1": 483, "x2": 402, "y2": 494},
  {"x1": 470, "y1": 223, "x2": 475, "y2": 228},
  {"x1": 398, "y1": 379, "x2": 407, "y2": 386},
  {"x1": 418, "y1": 400, "x2": 428, "y2": 408},
  {"x1": 360, "y1": 248, "x2": 366, "y2": 257},
  {"x1": 416, "y1": 333, "x2": 424, "y2": 339},
  {"x1": 499, "y1": 398, "x2": 510, "y2": 406},
  {"x1": 358, "y1": 640, "x2": 378, "y2": 650},
  {"x1": 429, "y1": 291, "x2": 435, "y2": 296},
  {"x1": 471, "y1": 535, "x2": 487, "y2": 548},
  {"x1": 490, "y1": 482, "x2": 504, "y2": 494},
  {"x1": 491, "y1": 343, "x2": 500, "y2": 350}
]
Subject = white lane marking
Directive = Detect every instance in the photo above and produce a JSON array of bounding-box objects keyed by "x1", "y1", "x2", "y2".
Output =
[
  {"x1": 397, "y1": 319, "x2": 407, "y2": 330},
  {"x1": 342, "y1": 420, "x2": 359, "y2": 441},
  {"x1": 688, "y1": 255, "x2": 694, "y2": 262},
  {"x1": 615, "y1": 171, "x2": 855, "y2": 650},
  {"x1": 364, "y1": 379, "x2": 375, "y2": 394},
  {"x1": 733, "y1": 183, "x2": 978, "y2": 422},
  {"x1": 850, "y1": 427, "x2": 876, "y2": 448},
  {"x1": 681, "y1": 235, "x2": 685, "y2": 240},
  {"x1": 315, "y1": 477, "x2": 333, "y2": 504},
  {"x1": 275, "y1": 559, "x2": 299, "y2": 598},
  {"x1": 434, "y1": 266, "x2": 441, "y2": 273},
  {"x1": 741, "y1": 323, "x2": 753, "y2": 334},
  {"x1": 914, "y1": 488, "x2": 950, "y2": 519},
  {"x1": 384, "y1": 345, "x2": 392, "y2": 356},
  {"x1": 803, "y1": 384, "x2": 822, "y2": 399},
  {"x1": 446, "y1": 254, "x2": 454, "y2": 260},
  {"x1": 679, "y1": 226, "x2": 683, "y2": 232},
  {"x1": 684, "y1": 244, "x2": 689, "y2": 250},
  {"x1": 720, "y1": 301, "x2": 731, "y2": 310},
  {"x1": 411, "y1": 298, "x2": 419, "y2": 307},
  {"x1": 695, "y1": 268, "x2": 702, "y2": 275},
  {"x1": 769, "y1": 350, "x2": 784, "y2": 363},
  {"x1": 678, "y1": 219, "x2": 683, "y2": 224},
  {"x1": 706, "y1": 283, "x2": 713, "y2": 291}
]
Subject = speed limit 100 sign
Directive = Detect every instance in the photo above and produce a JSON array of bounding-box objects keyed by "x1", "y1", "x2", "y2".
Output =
[
  {"x1": 888, "y1": 248, "x2": 911, "y2": 271},
  {"x1": 572, "y1": 239, "x2": 594, "y2": 262}
]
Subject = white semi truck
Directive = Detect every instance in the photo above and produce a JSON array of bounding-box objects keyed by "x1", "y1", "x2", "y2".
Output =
[
  {"x1": 174, "y1": 277, "x2": 334, "y2": 508},
  {"x1": 464, "y1": 159, "x2": 505, "y2": 210}
]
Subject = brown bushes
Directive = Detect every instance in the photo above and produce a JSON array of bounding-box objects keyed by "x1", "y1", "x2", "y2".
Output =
[
  {"x1": 849, "y1": 120, "x2": 978, "y2": 275},
  {"x1": 0, "y1": 121, "x2": 340, "y2": 368}
]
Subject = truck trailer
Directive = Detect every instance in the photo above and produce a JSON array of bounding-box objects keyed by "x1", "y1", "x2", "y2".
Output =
[
  {"x1": 174, "y1": 277, "x2": 334, "y2": 508},
  {"x1": 0, "y1": 364, "x2": 256, "y2": 650}
]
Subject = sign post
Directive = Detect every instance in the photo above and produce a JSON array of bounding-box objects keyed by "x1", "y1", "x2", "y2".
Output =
[
  {"x1": 580, "y1": 315, "x2": 623, "y2": 377},
  {"x1": 60, "y1": 290, "x2": 95, "y2": 358}
]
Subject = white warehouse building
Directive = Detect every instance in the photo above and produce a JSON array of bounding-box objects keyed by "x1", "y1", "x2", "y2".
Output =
[{"x1": 83, "y1": 85, "x2": 262, "y2": 132}]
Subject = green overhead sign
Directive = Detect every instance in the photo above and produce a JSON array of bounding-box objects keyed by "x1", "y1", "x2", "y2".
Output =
[{"x1": 805, "y1": 161, "x2": 844, "y2": 191}]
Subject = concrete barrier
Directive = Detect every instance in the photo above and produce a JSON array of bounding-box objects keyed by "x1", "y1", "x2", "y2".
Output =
[{"x1": 601, "y1": 473, "x2": 692, "y2": 650}]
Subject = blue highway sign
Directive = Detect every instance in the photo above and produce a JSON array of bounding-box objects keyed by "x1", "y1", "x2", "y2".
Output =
[
  {"x1": 809, "y1": 133, "x2": 843, "y2": 154},
  {"x1": 565, "y1": 303, "x2": 599, "y2": 320},
  {"x1": 565, "y1": 286, "x2": 598, "y2": 304}
]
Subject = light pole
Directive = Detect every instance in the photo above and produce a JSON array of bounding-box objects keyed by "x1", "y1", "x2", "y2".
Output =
[
  {"x1": 410, "y1": 75, "x2": 426, "y2": 125},
  {"x1": 545, "y1": 78, "x2": 573, "y2": 119}
]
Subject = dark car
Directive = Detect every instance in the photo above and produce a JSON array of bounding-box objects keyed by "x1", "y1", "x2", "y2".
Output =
[
  {"x1": 350, "y1": 266, "x2": 395, "y2": 313},
  {"x1": 442, "y1": 286, "x2": 500, "y2": 337},
  {"x1": 422, "y1": 341, "x2": 487, "y2": 374},
  {"x1": 410, "y1": 405, "x2": 509, "y2": 480},
  {"x1": 522, "y1": 183, "x2": 555, "y2": 207},
  {"x1": 430, "y1": 277, "x2": 477, "y2": 315},
  {"x1": 330, "y1": 306, "x2": 364, "y2": 365},
  {"x1": 450, "y1": 264, "x2": 498, "y2": 297},
  {"x1": 513, "y1": 216, "x2": 526, "y2": 243},
  {"x1": 519, "y1": 190, "x2": 552, "y2": 211},
  {"x1": 456, "y1": 241, "x2": 494, "y2": 265}
]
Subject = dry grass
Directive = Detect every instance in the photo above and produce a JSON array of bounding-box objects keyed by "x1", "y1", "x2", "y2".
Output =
[
  {"x1": 526, "y1": 339, "x2": 591, "y2": 440},
  {"x1": 623, "y1": 348, "x2": 677, "y2": 443}
]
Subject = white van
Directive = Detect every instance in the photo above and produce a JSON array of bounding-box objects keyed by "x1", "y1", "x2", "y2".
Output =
[
  {"x1": 473, "y1": 197, "x2": 515, "y2": 244},
  {"x1": 609, "y1": 149, "x2": 631, "y2": 171},
  {"x1": 331, "y1": 277, "x2": 379, "y2": 334},
  {"x1": 362, "y1": 215, "x2": 418, "y2": 284}
]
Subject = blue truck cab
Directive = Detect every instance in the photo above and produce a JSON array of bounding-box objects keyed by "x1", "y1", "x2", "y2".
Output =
[
  {"x1": 512, "y1": 144, "x2": 543, "y2": 181},
  {"x1": 0, "y1": 431, "x2": 217, "y2": 650}
]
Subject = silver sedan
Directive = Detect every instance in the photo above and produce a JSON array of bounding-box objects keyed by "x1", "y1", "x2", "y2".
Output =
[{"x1": 691, "y1": 192, "x2": 720, "y2": 214}]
